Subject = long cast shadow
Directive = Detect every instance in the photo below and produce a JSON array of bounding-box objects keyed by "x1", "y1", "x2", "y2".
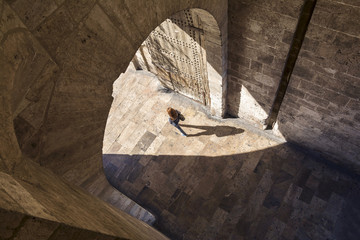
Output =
[
  {"x1": 180, "y1": 124, "x2": 244, "y2": 137},
  {"x1": 102, "y1": 143, "x2": 360, "y2": 240}
]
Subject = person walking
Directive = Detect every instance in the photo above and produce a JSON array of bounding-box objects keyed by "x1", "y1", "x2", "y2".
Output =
[{"x1": 167, "y1": 107, "x2": 187, "y2": 137}]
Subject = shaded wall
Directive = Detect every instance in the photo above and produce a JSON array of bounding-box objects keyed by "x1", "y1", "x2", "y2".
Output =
[
  {"x1": 0, "y1": 0, "x2": 227, "y2": 238},
  {"x1": 227, "y1": 0, "x2": 360, "y2": 172},
  {"x1": 277, "y1": 0, "x2": 360, "y2": 169},
  {"x1": 227, "y1": 0, "x2": 303, "y2": 120},
  {"x1": 1, "y1": 0, "x2": 227, "y2": 185}
]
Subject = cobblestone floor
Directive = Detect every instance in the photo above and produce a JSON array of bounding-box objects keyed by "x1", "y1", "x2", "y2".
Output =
[{"x1": 103, "y1": 68, "x2": 360, "y2": 240}]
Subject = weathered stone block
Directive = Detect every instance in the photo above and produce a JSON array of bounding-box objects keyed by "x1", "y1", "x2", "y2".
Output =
[
  {"x1": 257, "y1": 54, "x2": 274, "y2": 65},
  {"x1": 250, "y1": 60, "x2": 262, "y2": 72},
  {"x1": 298, "y1": 80, "x2": 325, "y2": 98},
  {"x1": 263, "y1": 64, "x2": 282, "y2": 79},
  {"x1": 9, "y1": 0, "x2": 58, "y2": 30},
  {"x1": 327, "y1": 5, "x2": 360, "y2": 36},
  {"x1": 33, "y1": 5, "x2": 75, "y2": 55},
  {"x1": 0, "y1": 209, "x2": 24, "y2": 239},
  {"x1": 346, "y1": 99, "x2": 360, "y2": 111},
  {"x1": 13, "y1": 216, "x2": 59, "y2": 240},
  {"x1": 304, "y1": 94, "x2": 329, "y2": 108},
  {"x1": 64, "y1": 0, "x2": 96, "y2": 23},
  {"x1": 287, "y1": 86, "x2": 305, "y2": 99},
  {"x1": 282, "y1": 30, "x2": 293, "y2": 45},
  {"x1": 0, "y1": 1, "x2": 26, "y2": 33},
  {"x1": 228, "y1": 53, "x2": 251, "y2": 68},
  {"x1": 2, "y1": 31, "x2": 54, "y2": 118},
  {"x1": 322, "y1": 91, "x2": 349, "y2": 107},
  {"x1": 253, "y1": 72, "x2": 276, "y2": 87}
]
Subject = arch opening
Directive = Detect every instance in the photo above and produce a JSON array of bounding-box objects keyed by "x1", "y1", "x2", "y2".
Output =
[
  {"x1": 102, "y1": 7, "x2": 227, "y2": 223},
  {"x1": 131, "y1": 8, "x2": 226, "y2": 117}
]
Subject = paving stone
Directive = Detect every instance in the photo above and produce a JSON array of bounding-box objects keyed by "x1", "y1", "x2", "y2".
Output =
[
  {"x1": 316, "y1": 179, "x2": 335, "y2": 201},
  {"x1": 305, "y1": 174, "x2": 320, "y2": 191},
  {"x1": 264, "y1": 217, "x2": 286, "y2": 240},
  {"x1": 137, "y1": 186, "x2": 157, "y2": 205},
  {"x1": 299, "y1": 187, "x2": 314, "y2": 204},
  {"x1": 102, "y1": 70, "x2": 360, "y2": 240},
  {"x1": 131, "y1": 131, "x2": 157, "y2": 154},
  {"x1": 295, "y1": 168, "x2": 311, "y2": 187},
  {"x1": 277, "y1": 203, "x2": 293, "y2": 223},
  {"x1": 219, "y1": 193, "x2": 239, "y2": 213}
]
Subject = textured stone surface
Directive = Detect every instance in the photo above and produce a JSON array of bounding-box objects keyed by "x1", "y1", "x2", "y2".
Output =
[
  {"x1": 144, "y1": 10, "x2": 211, "y2": 105},
  {"x1": 0, "y1": 0, "x2": 226, "y2": 238},
  {"x1": 227, "y1": 0, "x2": 360, "y2": 173},
  {"x1": 0, "y1": 209, "x2": 24, "y2": 239},
  {"x1": 1, "y1": 0, "x2": 360, "y2": 239},
  {"x1": 133, "y1": 8, "x2": 225, "y2": 117},
  {"x1": 0, "y1": 208, "x2": 143, "y2": 240},
  {"x1": 0, "y1": 159, "x2": 168, "y2": 239},
  {"x1": 227, "y1": 0, "x2": 302, "y2": 120},
  {"x1": 277, "y1": 0, "x2": 360, "y2": 171},
  {"x1": 103, "y1": 69, "x2": 360, "y2": 240}
]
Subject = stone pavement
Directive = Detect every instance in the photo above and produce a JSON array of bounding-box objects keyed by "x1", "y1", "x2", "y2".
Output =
[{"x1": 103, "y1": 67, "x2": 360, "y2": 240}]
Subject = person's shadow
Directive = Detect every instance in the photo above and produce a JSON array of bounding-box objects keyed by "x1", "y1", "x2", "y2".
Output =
[{"x1": 180, "y1": 124, "x2": 244, "y2": 137}]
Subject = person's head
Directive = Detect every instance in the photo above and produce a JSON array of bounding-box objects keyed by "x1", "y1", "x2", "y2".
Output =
[{"x1": 167, "y1": 107, "x2": 178, "y2": 121}]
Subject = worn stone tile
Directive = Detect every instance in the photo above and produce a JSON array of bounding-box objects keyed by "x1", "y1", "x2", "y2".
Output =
[
  {"x1": 130, "y1": 131, "x2": 157, "y2": 154},
  {"x1": 200, "y1": 208, "x2": 229, "y2": 240},
  {"x1": 277, "y1": 203, "x2": 293, "y2": 223},
  {"x1": 168, "y1": 191, "x2": 190, "y2": 216},
  {"x1": 305, "y1": 174, "x2": 320, "y2": 191},
  {"x1": 299, "y1": 187, "x2": 314, "y2": 204},
  {"x1": 282, "y1": 225, "x2": 297, "y2": 240},
  {"x1": 101, "y1": 69, "x2": 360, "y2": 240},
  {"x1": 324, "y1": 193, "x2": 345, "y2": 223},
  {"x1": 137, "y1": 186, "x2": 156, "y2": 205},
  {"x1": 283, "y1": 183, "x2": 303, "y2": 205},
  {"x1": 264, "y1": 217, "x2": 286, "y2": 240},
  {"x1": 316, "y1": 179, "x2": 335, "y2": 201},
  {"x1": 295, "y1": 168, "x2": 311, "y2": 187},
  {"x1": 219, "y1": 193, "x2": 239, "y2": 213}
]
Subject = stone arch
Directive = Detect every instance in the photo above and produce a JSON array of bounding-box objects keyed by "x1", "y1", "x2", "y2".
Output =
[
  {"x1": 3, "y1": 0, "x2": 227, "y2": 196},
  {"x1": 132, "y1": 8, "x2": 226, "y2": 117}
]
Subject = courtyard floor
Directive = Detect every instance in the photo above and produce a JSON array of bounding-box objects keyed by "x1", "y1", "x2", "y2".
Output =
[{"x1": 103, "y1": 67, "x2": 360, "y2": 240}]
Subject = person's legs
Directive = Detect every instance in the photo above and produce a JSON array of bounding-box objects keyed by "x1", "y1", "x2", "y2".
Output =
[
  {"x1": 175, "y1": 124, "x2": 187, "y2": 136},
  {"x1": 169, "y1": 118, "x2": 187, "y2": 136}
]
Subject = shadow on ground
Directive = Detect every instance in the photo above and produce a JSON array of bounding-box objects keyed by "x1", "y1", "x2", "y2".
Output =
[
  {"x1": 180, "y1": 124, "x2": 244, "y2": 137},
  {"x1": 102, "y1": 143, "x2": 360, "y2": 240}
]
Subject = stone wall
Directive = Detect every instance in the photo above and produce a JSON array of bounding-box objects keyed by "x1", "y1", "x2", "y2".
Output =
[
  {"x1": 227, "y1": 0, "x2": 360, "y2": 171},
  {"x1": 277, "y1": 0, "x2": 360, "y2": 169},
  {"x1": 1, "y1": 0, "x2": 360, "y2": 237},
  {"x1": 0, "y1": 0, "x2": 227, "y2": 184},
  {"x1": 0, "y1": 0, "x2": 227, "y2": 237},
  {"x1": 227, "y1": 0, "x2": 303, "y2": 121}
]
